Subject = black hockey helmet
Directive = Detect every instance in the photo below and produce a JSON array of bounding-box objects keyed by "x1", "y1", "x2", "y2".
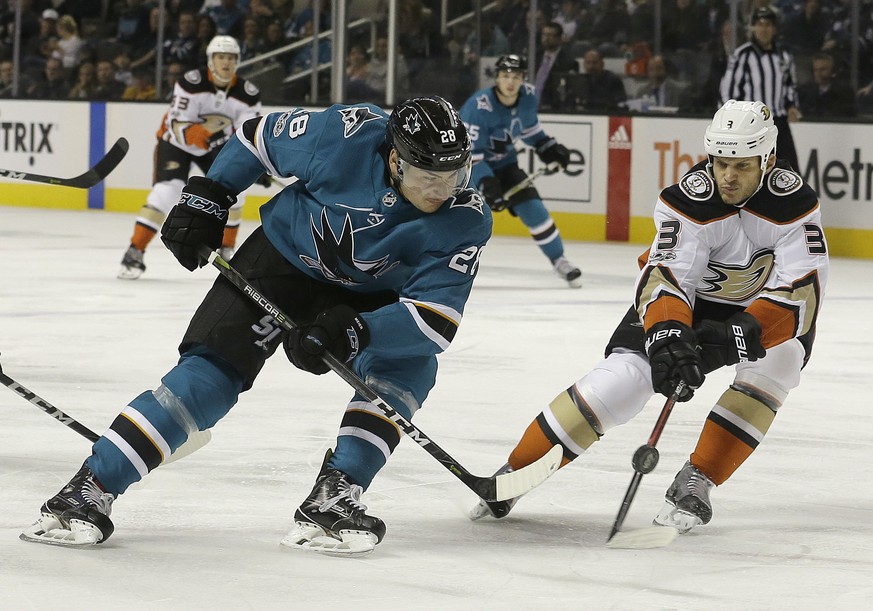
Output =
[
  {"x1": 749, "y1": 6, "x2": 778, "y2": 25},
  {"x1": 495, "y1": 54, "x2": 527, "y2": 74},
  {"x1": 387, "y1": 96, "x2": 471, "y2": 172}
]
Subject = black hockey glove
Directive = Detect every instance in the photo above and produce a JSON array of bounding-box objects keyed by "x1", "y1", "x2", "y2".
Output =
[
  {"x1": 535, "y1": 137, "x2": 570, "y2": 172},
  {"x1": 255, "y1": 172, "x2": 273, "y2": 188},
  {"x1": 478, "y1": 176, "x2": 507, "y2": 212},
  {"x1": 284, "y1": 305, "x2": 371, "y2": 375},
  {"x1": 645, "y1": 321, "x2": 705, "y2": 402},
  {"x1": 161, "y1": 176, "x2": 237, "y2": 271},
  {"x1": 695, "y1": 312, "x2": 766, "y2": 373}
]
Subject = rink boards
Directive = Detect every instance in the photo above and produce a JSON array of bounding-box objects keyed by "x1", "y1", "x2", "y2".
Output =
[{"x1": 1, "y1": 100, "x2": 870, "y2": 258}]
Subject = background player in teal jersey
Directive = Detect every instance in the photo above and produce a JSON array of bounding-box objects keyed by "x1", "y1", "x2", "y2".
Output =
[
  {"x1": 22, "y1": 97, "x2": 490, "y2": 557},
  {"x1": 460, "y1": 54, "x2": 581, "y2": 287}
]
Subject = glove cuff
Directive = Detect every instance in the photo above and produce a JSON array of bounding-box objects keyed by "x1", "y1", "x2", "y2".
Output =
[{"x1": 645, "y1": 321, "x2": 697, "y2": 357}]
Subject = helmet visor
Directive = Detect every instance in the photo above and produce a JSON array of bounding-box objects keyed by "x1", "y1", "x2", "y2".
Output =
[{"x1": 398, "y1": 158, "x2": 471, "y2": 199}]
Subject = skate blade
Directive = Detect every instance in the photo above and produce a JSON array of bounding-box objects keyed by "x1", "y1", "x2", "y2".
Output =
[
  {"x1": 653, "y1": 502, "x2": 702, "y2": 534},
  {"x1": 606, "y1": 526, "x2": 678, "y2": 549},
  {"x1": 20, "y1": 517, "x2": 104, "y2": 547},
  {"x1": 280, "y1": 523, "x2": 377, "y2": 557},
  {"x1": 117, "y1": 266, "x2": 144, "y2": 280}
]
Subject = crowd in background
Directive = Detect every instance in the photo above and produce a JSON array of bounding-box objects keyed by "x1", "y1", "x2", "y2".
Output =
[{"x1": 1, "y1": 0, "x2": 872, "y2": 118}]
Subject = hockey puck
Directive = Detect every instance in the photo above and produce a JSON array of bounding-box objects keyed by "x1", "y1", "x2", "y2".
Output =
[{"x1": 632, "y1": 445, "x2": 659, "y2": 474}]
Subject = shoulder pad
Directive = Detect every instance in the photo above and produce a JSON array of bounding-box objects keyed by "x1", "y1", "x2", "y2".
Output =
[
  {"x1": 243, "y1": 79, "x2": 260, "y2": 97},
  {"x1": 178, "y1": 69, "x2": 209, "y2": 93},
  {"x1": 678, "y1": 169, "x2": 715, "y2": 202},
  {"x1": 766, "y1": 168, "x2": 803, "y2": 196}
]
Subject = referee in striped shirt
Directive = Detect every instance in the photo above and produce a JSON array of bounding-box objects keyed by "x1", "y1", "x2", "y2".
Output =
[{"x1": 720, "y1": 6, "x2": 800, "y2": 171}]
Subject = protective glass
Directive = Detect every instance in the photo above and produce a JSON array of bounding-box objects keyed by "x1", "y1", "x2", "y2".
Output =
[{"x1": 398, "y1": 158, "x2": 471, "y2": 199}]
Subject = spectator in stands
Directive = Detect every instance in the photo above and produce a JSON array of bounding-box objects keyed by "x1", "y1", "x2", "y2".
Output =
[
  {"x1": 662, "y1": 0, "x2": 709, "y2": 52},
  {"x1": 462, "y1": 15, "x2": 511, "y2": 67},
  {"x1": 240, "y1": 17, "x2": 264, "y2": 62},
  {"x1": 287, "y1": 16, "x2": 331, "y2": 76},
  {"x1": 113, "y1": 51, "x2": 134, "y2": 87},
  {"x1": 55, "y1": 0, "x2": 102, "y2": 22},
  {"x1": 21, "y1": 8, "x2": 58, "y2": 71},
  {"x1": 368, "y1": 34, "x2": 409, "y2": 96},
  {"x1": 68, "y1": 61, "x2": 97, "y2": 99},
  {"x1": 553, "y1": 0, "x2": 590, "y2": 44},
  {"x1": 284, "y1": 2, "x2": 331, "y2": 41},
  {"x1": 162, "y1": 61, "x2": 186, "y2": 100},
  {"x1": 533, "y1": 21, "x2": 578, "y2": 110},
  {"x1": 1, "y1": 0, "x2": 39, "y2": 61},
  {"x1": 345, "y1": 43, "x2": 380, "y2": 103},
  {"x1": 171, "y1": 11, "x2": 203, "y2": 65},
  {"x1": 798, "y1": 52, "x2": 856, "y2": 117},
  {"x1": 115, "y1": 0, "x2": 153, "y2": 54},
  {"x1": 588, "y1": 0, "x2": 631, "y2": 57},
  {"x1": 570, "y1": 48, "x2": 627, "y2": 111},
  {"x1": 691, "y1": 18, "x2": 742, "y2": 113},
  {"x1": 262, "y1": 19, "x2": 286, "y2": 54},
  {"x1": 25, "y1": 56, "x2": 69, "y2": 99},
  {"x1": 249, "y1": 0, "x2": 277, "y2": 28},
  {"x1": 397, "y1": 0, "x2": 443, "y2": 82},
  {"x1": 628, "y1": 0, "x2": 655, "y2": 49},
  {"x1": 50, "y1": 15, "x2": 84, "y2": 71},
  {"x1": 493, "y1": 0, "x2": 529, "y2": 51},
  {"x1": 784, "y1": 0, "x2": 828, "y2": 55},
  {"x1": 0, "y1": 59, "x2": 15, "y2": 97},
  {"x1": 122, "y1": 66, "x2": 157, "y2": 100},
  {"x1": 202, "y1": 0, "x2": 246, "y2": 39},
  {"x1": 93, "y1": 59, "x2": 126, "y2": 100},
  {"x1": 633, "y1": 53, "x2": 688, "y2": 110},
  {"x1": 196, "y1": 15, "x2": 218, "y2": 66}
]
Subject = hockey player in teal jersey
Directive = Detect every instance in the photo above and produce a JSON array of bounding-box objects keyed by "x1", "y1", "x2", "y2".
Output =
[
  {"x1": 460, "y1": 54, "x2": 581, "y2": 287},
  {"x1": 22, "y1": 96, "x2": 490, "y2": 556}
]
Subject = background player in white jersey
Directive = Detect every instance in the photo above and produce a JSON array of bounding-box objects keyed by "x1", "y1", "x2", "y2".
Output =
[
  {"x1": 471, "y1": 100, "x2": 829, "y2": 534},
  {"x1": 460, "y1": 54, "x2": 581, "y2": 287},
  {"x1": 118, "y1": 35, "x2": 265, "y2": 279},
  {"x1": 23, "y1": 96, "x2": 490, "y2": 557}
]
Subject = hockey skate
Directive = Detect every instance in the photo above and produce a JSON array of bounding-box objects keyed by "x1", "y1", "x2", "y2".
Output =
[
  {"x1": 552, "y1": 256, "x2": 582, "y2": 288},
  {"x1": 281, "y1": 466, "x2": 386, "y2": 557},
  {"x1": 20, "y1": 462, "x2": 115, "y2": 547},
  {"x1": 653, "y1": 460, "x2": 715, "y2": 534},
  {"x1": 470, "y1": 462, "x2": 521, "y2": 520},
  {"x1": 118, "y1": 244, "x2": 146, "y2": 279}
]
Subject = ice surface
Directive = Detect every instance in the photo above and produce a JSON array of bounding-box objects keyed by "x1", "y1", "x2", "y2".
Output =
[{"x1": 1, "y1": 206, "x2": 871, "y2": 610}]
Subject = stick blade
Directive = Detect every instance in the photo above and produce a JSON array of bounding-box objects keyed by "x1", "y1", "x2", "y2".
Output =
[
  {"x1": 493, "y1": 444, "x2": 562, "y2": 501},
  {"x1": 71, "y1": 137, "x2": 129, "y2": 187},
  {"x1": 606, "y1": 526, "x2": 678, "y2": 549},
  {"x1": 162, "y1": 429, "x2": 212, "y2": 464}
]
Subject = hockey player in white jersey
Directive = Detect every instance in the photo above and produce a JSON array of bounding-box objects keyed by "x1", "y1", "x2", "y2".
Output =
[
  {"x1": 118, "y1": 35, "x2": 266, "y2": 279},
  {"x1": 471, "y1": 100, "x2": 829, "y2": 534},
  {"x1": 23, "y1": 96, "x2": 490, "y2": 556}
]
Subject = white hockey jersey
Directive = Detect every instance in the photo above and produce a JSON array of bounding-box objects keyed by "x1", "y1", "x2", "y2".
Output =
[
  {"x1": 636, "y1": 160, "x2": 828, "y2": 352},
  {"x1": 158, "y1": 67, "x2": 261, "y2": 157}
]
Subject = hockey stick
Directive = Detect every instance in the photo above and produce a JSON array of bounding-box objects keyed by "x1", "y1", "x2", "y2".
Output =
[
  {"x1": 605, "y1": 381, "x2": 685, "y2": 549},
  {"x1": 0, "y1": 137, "x2": 129, "y2": 188},
  {"x1": 501, "y1": 163, "x2": 560, "y2": 201},
  {"x1": 201, "y1": 247, "x2": 562, "y2": 502},
  {"x1": 0, "y1": 358, "x2": 210, "y2": 464}
]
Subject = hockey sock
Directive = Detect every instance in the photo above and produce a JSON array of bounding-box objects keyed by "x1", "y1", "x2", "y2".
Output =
[
  {"x1": 130, "y1": 223, "x2": 157, "y2": 252},
  {"x1": 508, "y1": 387, "x2": 600, "y2": 471},
  {"x1": 690, "y1": 385, "x2": 777, "y2": 485}
]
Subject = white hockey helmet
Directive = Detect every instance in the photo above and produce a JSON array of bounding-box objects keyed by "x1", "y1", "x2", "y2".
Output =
[
  {"x1": 704, "y1": 99, "x2": 778, "y2": 172},
  {"x1": 206, "y1": 35, "x2": 240, "y2": 83}
]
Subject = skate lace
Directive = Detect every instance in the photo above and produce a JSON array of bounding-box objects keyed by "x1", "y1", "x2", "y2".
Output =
[
  {"x1": 319, "y1": 482, "x2": 368, "y2": 513},
  {"x1": 81, "y1": 480, "x2": 114, "y2": 515},
  {"x1": 686, "y1": 468, "x2": 714, "y2": 498}
]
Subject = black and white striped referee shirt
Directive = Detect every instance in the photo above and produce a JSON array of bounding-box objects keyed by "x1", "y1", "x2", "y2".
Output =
[{"x1": 719, "y1": 40, "x2": 799, "y2": 118}]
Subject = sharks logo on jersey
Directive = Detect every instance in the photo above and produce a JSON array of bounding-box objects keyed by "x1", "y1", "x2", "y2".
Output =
[
  {"x1": 396, "y1": 106, "x2": 422, "y2": 135},
  {"x1": 299, "y1": 208, "x2": 398, "y2": 285},
  {"x1": 475, "y1": 93, "x2": 493, "y2": 112},
  {"x1": 449, "y1": 191, "x2": 485, "y2": 214},
  {"x1": 339, "y1": 106, "x2": 383, "y2": 138}
]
